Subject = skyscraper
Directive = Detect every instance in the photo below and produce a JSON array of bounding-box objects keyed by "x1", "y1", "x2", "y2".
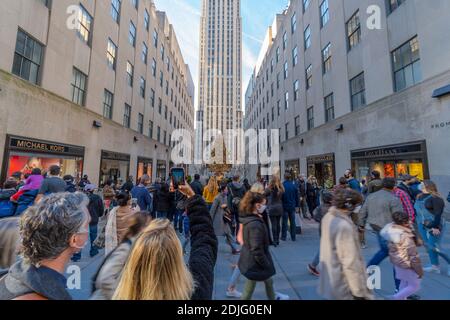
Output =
[{"x1": 196, "y1": 0, "x2": 243, "y2": 165}]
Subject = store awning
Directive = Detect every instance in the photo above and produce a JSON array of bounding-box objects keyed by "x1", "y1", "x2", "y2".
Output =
[{"x1": 432, "y1": 84, "x2": 450, "y2": 98}]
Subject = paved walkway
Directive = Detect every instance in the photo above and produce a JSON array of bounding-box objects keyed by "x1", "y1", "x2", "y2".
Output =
[{"x1": 68, "y1": 218, "x2": 450, "y2": 300}]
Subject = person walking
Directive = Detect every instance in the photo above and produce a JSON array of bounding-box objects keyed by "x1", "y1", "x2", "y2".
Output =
[
  {"x1": 105, "y1": 191, "x2": 139, "y2": 255},
  {"x1": 35, "y1": 165, "x2": 66, "y2": 203},
  {"x1": 0, "y1": 193, "x2": 90, "y2": 300},
  {"x1": 359, "y1": 178, "x2": 404, "y2": 267},
  {"x1": 91, "y1": 211, "x2": 151, "y2": 300},
  {"x1": 121, "y1": 176, "x2": 134, "y2": 193},
  {"x1": 78, "y1": 174, "x2": 91, "y2": 190},
  {"x1": 266, "y1": 176, "x2": 284, "y2": 246},
  {"x1": 296, "y1": 174, "x2": 309, "y2": 220},
  {"x1": 210, "y1": 184, "x2": 240, "y2": 254},
  {"x1": 397, "y1": 175, "x2": 416, "y2": 203},
  {"x1": 306, "y1": 176, "x2": 320, "y2": 219},
  {"x1": 131, "y1": 175, "x2": 153, "y2": 212},
  {"x1": 238, "y1": 191, "x2": 289, "y2": 300},
  {"x1": 102, "y1": 179, "x2": 116, "y2": 213},
  {"x1": 227, "y1": 175, "x2": 246, "y2": 237},
  {"x1": 380, "y1": 211, "x2": 423, "y2": 300},
  {"x1": 203, "y1": 176, "x2": 219, "y2": 210},
  {"x1": 63, "y1": 175, "x2": 77, "y2": 193},
  {"x1": 0, "y1": 180, "x2": 18, "y2": 218},
  {"x1": 415, "y1": 180, "x2": 450, "y2": 276},
  {"x1": 113, "y1": 183, "x2": 218, "y2": 300},
  {"x1": 319, "y1": 189, "x2": 373, "y2": 300},
  {"x1": 190, "y1": 174, "x2": 204, "y2": 196},
  {"x1": 282, "y1": 174, "x2": 299, "y2": 241},
  {"x1": 307, "y1": 191, "x2": 333, "y2": 277},
  {"x1": 393, "y1": 184, "x2": 416, "y2": 223},
  {"x1": 72, "y1": 185, "x2": 104, "y2": 262}
]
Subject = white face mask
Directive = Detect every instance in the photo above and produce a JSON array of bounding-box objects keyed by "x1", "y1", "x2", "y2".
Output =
[{"x1": 257, "y1": 205, "x2": 267, "y2": 214}]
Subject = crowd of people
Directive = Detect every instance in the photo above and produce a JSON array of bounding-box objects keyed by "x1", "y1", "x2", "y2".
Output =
[{"x1": 0, "y1": 165, "x2": 449, "y2": 300}]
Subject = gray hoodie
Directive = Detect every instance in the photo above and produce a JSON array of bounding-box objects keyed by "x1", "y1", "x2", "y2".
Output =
[{"x1": 0, "y1": 260, "x2": 71, "y2": 300}]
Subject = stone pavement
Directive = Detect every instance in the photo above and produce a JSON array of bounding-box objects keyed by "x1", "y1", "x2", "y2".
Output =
[{"x1": 68, "y1": 218, "x2": 450, "y2": 300}]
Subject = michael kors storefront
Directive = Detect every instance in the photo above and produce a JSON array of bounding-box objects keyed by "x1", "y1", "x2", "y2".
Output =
[{"x1": 1, "y1": 135, "x2": 85, "y2": 183}]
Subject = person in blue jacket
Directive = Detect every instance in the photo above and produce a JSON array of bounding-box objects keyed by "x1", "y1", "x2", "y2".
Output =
[
  {"x1": 282, "y1": 173, "x2": 300, "y2": 241},
  {"x1": 345, "y1": 169, "x2": 362, "y2": 193}
]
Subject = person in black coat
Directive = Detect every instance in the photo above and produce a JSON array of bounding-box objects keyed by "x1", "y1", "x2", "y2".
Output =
[
  {"x1": 190, "y1": 174, "x2": 204, "y2": 196},
  {"x1": 238, "y1": 191, "x2": 288, "y2": 300},
  {"x1": 154, "y1": 183, "x2": 174, "y2": 219}
]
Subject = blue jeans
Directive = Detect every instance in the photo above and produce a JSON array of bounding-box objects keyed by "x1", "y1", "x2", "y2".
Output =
[
  {"x1": 156, "y1": 211, "x2": 168, "y2": 219},
  {"x1": 368, "y1": 231, "x2": 389, "y2": 267},
  {"x1": 282, "y1": 208, "x2": 296, "y2": 241},
  {"x1": 173, "y1": 209, "x2": 184, "y2": 231},
  {"x1": 418, "y1": 221, "x2": 450, "y2": 266}
]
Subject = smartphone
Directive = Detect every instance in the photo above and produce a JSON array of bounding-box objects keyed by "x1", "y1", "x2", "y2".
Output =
[{"x1": 171, "y1": 167, "x2": 186, "y2": 189}]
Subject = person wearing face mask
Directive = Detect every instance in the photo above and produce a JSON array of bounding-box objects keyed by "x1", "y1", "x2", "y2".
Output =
[
  {"x1": 318, "y1": 189, "x2": 373, "y2": 300},
  {"x1": 0, "y1": 192, "x2": 90, "y2": 300},
  {"x1": 238, "y1": 192, "x2": 289, "y2": 300}
]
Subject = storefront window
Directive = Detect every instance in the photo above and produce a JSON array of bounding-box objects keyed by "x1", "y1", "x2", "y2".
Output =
[
  {"x1": 100, "y1": 151, "x2": 130, "y2": 186},
  {"x1": 157, "y1": 160, "x2": 167, "y2": 181},
  {"x1": 137, "y1": 158, "x2": 153, "y2": 183},
  {"x1": 285, "y1": 159, "x2": 300, "y2": 179},
  {"x1": 307, "y1": 154, "x2": 335, "y2": 189}
]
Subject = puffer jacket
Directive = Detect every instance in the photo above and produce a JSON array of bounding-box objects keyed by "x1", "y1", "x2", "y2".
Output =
[{"x1": 380, "y1": 223, "x2": 423, "y2": 277}]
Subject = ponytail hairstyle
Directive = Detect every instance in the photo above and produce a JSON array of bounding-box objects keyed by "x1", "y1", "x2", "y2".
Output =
[{"x1": 239, "y1": 192, "x2": 266, "y2": 217}]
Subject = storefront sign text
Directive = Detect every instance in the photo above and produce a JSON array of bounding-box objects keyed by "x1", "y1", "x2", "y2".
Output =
[
  {"x1": 431, "y1": 121, "x2": 450, "y2": 129},
  {"x1": 10, "y1": 138, "x2": 68, "y2": 153}
]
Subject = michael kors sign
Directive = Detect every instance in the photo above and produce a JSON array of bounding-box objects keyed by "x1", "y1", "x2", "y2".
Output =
[{"x1": 8, "y1": 136, "x2": 84, "y2": 156}]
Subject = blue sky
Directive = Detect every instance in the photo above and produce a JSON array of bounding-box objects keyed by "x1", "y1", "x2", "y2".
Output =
[{"x1": 153, "y1": 0, "x2": 290, "y2": 109}]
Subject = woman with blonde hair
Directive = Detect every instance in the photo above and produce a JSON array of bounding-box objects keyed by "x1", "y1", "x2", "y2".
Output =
[
  {"x1": 306, "y1": 175, "x2": 320, "y2": 218},
  {"x1": 113, "y1": 183, "x2": 218, "y2": 300},
  {"x1": 0, "y1": 217, "x2": 20, "y2": 273},
  {"x1": 203, "y1": 176, "x2": 219, "y2": 210}
]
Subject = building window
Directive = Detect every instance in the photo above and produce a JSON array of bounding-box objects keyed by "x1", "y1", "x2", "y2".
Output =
[
  {"x1": 276, "y1": 47, "x2": 280, "y2": 63},
  {"x1": 291, "y1": 13, "x2": 297, "y2": 34},
  {"x1": 320, "y1": 0, "x2": 330, "y2": 28},
  {"x1": 272, "y1": 107, "x2": 275, "y2": 121},
  {"x1": 123, "y1": 104, "x2": 131, "y2": 128},
  {"x1": 144, "y1": 9, "x2": 150, "y2": 31},
  {"x1": 153, "y1": 29, "x2": 158, "y2": 48},
  {"x1": 139, "y1": 77, "x2": 146, "y2": 98},
  {"x1": 284, "y1": 62, "x2": 288, "y2": 79},
  {"x1": 283, "y1": 32, "x2": 288, "y2": 50},
  {"x1": 103, "y1": 89, "x2": 113, "y2": 119},
  {"x1": 277, "y1": 100, "x2": 281, "y2": 116},
  {"x1": 149, "y1": 120, "x2": 153, "y2": 139},
  {"x1": 111, "y1": 0, "x2": 121, "y2": 23},
  {"x1": 71, "y1": 67, "x2": 87, "y2": 106},
  {"x1": 292, "y1": 46, "x2": 298, "y2": 67},
  {"x1": 392, "y1": 36, "x2": 421, "y2": 92},
  {"x1": 306, "y1": 65, "x2": 312, "y2": 89},
  {"x1": 131, "y1": 0, "x2": 138, "y2": 9},
  {"x1": 303, "y1": 0, "x2": 310, "y2": 12},
  {"x1": 151, "y1": 58, "x2": 157, "y2": 77},
  {"x1": 158, "y1": 98, "x2": 162, "y2": 114},
  {"x1": 107, "y1": 39, "x2": 117, "y2": 70},
  {"x1": 350, "y1": 72, "x2": 366, "y2": 110},
  {"x1": 271, "y1": 59, "x2": 274, "y2": 73},
  {"x1": 163, "y1": 130, "x2": 167, "y2": 145},
  {"x1": 142, "y1": 43, "x2": 148, "y2": 64},
  {"x1": 322, "y1": 43, "x2": 332, "y2": 74},
  {"x1": 347, "y1": 11, "x2": 361, "y2": 51},
  {"x1": 388, "y1": 0, "x2": 406, "y2": 14},
  {"x1": 284, "y1": 92, "x2": 289, "y2": 110},
  {"x1": 277, "y1": 73, "x2": 280, "y2": 89},
  {"x1": 126, "y1": 61, "x2": 134, "y2": 87},
  {"x1": 157, "y1": 126, "x2": 161, "y2": 142},
  {"x1": 324, "y1": 93, "x2": 335, "y2": 122},
  {"x1": 294, "y1": 80, "x2": 299, "y2": 101},
  {"x1": 129, "y1": 21, "x2": 136, "y2": 47},
  {"x1": 138, "y1": 113, "x2": 143, "y2": 134},
  {"x1": 159, "y1": 71, "x2": 163, "y2": 87},
  {"x1": 304, "y1": 25, "x2": 311, "y2": 50},
  {"x1": 285, "y1": 123, "x2": 290, "y2": 140},
  {"x1": 12, "y1": 30, "x2": 43, "y2": 85},
  {"x1": 160, "y1": 44, "x2": 165, "y2": 60},
  {"x1": 76, "y1": 5, "x2": 92, "y2": 45},
  {"x1": 150, "y1": 89, "x2": 155, "y2": 107},
  {"x1": 307, "y1": 107, "x2": 314, "y2": 130}
]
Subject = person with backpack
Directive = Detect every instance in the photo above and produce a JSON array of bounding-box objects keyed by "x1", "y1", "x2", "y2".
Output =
[
  {"x1": 131, "y1": 175, "x2": 153, "y2": 212},
  {"x1": 63, "y1": 175, "x2": 77, "y2": 193},
  {"x1": 227, "y1": 175, "x2": 246, "y2": 236},
  {"x1": 415, "y1": 180, "x2": 450, "y2": 276}
]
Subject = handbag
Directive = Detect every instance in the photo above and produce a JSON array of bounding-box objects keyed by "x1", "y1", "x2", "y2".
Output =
[{"x1": 93, "y1": 209, "x2": 109, "y2": 248}]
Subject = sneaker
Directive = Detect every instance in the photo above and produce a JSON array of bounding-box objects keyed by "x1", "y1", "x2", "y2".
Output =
[
  {"x1": 275, "y1": 292, "x2": 290, "y2": 300},
  {"x1": 226, "y1": 289, "x2": 242, "y2": 298},
  {"x1": 423, "y1": 265, "x2": 441, "y2": 274},
  {"x1": 308, "y1": 264, "x2": 320, "y2": 277}
]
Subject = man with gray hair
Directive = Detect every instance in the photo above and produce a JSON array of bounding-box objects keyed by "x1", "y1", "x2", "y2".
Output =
[{"x1": 0, "y1": 192, "x2": 90, "y2": 300}]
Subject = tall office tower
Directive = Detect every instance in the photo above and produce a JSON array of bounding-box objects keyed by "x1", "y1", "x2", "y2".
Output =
[{"x1": 197, "y1": 0, "x2": 243, "y2": 164}]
